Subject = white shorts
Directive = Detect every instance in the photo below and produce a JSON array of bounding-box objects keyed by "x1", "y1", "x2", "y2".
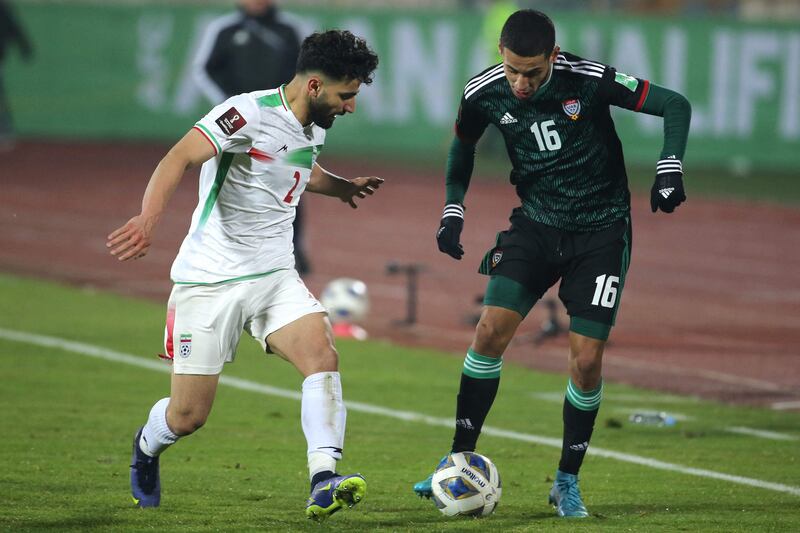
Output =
[{"x1": 164, "y1": 269, "x2": 326, "y2": 375}]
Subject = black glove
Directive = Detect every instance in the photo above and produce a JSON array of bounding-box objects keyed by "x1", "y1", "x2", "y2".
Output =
[
  {"x1": 650, "y1": 157, "x2": 686, "y2": 213},
  {"x1": 436, "y1": 203, "x2": 465, "y2": 260}
]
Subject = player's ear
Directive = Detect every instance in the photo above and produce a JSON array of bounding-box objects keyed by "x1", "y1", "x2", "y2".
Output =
[
  {"x1": 307, "y1": 76, "x2": 323, "y2": 98},
  {"x1": 550, "y1": 45, "x2": 561, "y2": 63}
]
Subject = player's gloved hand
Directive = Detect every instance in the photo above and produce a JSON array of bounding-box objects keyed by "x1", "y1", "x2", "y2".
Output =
[
  {"x1": 436, "y1": 203, "x2": 465, "y2": 260},
  {"x1": 650, "y1": 157, "x2": 686, "y2": 213}
]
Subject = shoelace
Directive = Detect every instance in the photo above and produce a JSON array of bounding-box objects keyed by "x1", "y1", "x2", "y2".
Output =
[{"x1": 557, "y1": 479, "x2": 585, "y2": 510}]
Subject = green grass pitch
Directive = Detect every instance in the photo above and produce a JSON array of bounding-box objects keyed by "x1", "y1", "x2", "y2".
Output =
[{"x1": 1, "y1": 274, "x2": 799, "y2": 531}]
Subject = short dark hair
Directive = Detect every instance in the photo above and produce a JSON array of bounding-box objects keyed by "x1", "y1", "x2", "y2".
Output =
[
  {"x1": 296, "y1": 30, "x2": 379, "y2": 85},
  {"x1": 500, "y1": 10, "x2": 555, "y2": 58}
]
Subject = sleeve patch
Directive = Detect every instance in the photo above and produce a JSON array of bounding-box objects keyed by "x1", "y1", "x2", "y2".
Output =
[
  {"x1": 215, "y1": 107, "x2": 247, "y2": 135},
  {"x1": 614, "y1": 72, "x2": 639, "y2": 92}
]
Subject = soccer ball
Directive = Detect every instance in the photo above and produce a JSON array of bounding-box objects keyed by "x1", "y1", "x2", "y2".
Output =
[
  {"x1": 320, "y1": 278, "x2": 369, "y2": 323},
  {"x1": 431, "y1": 452, "x2": 502, "y2": 517}
]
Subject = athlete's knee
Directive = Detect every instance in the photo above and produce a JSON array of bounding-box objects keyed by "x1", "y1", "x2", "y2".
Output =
[
  {"x1": 166, "y1": 403, "x2": 210, "y2": 436},
  {"x1": 314, "y1": 344, "x2": 339, "y2": 372},
  {"x1": 298, "y1": 341, "x2": 339, "y2": 375},
  {"x1": 473, "y1": 319, "x2": 515, "y2": 355},
  {"x1": 569, "y1": 339, "x2": 604, "y2": 389}
]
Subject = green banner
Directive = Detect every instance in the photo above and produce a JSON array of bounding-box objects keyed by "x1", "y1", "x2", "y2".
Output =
[{"x1": 5, "y1": 3, "x2": 800, "y2": 169}]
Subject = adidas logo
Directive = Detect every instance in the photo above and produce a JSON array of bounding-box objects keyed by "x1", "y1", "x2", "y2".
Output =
[
  {"x1": 569, "y1": 441, "x2": 589, "y2": 452},
  {"x1": 500, "y1": 112, "x2": 517, "y2": 125},
  {"x1": 456, "y1": 418, "x2": 475, "y2": 430},
  {"x1": 659, "y1": 187, "x2": 675, "y2": 199}
]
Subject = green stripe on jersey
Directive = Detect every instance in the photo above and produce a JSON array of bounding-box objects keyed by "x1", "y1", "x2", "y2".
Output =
[
  {"x1": 285, "y1": 145, "x2": 323, "y2": 169},
  {"x1": 173, "y1": 268, "x2": 287, "y2": 286},
  {"x1": 257, "y1": 93, "x2": 283, "y2": 108},
  {"x1": 198, "y1": 152, "x2": 234, "y2": 229},
  {"x1": 195, "y1": 123, "x2": 221, "y2": 154}
]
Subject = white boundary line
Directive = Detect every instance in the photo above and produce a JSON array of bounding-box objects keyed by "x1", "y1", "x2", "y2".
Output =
[
  {"x1": 724, "y1": 426, "x2": 799, "y2": 441},
  {"x1": 1, "y1": 327, "x2": 799, "y2": 498}
]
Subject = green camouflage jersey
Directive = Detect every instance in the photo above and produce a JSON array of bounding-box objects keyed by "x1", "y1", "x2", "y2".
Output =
[{"x1": 456, "y1": 51, "x2": 652, "y2": 231}]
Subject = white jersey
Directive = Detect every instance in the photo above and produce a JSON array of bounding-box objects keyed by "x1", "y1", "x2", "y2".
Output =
[{"x1": 171, "y1": 86, "x2": 325, "y2": 284}]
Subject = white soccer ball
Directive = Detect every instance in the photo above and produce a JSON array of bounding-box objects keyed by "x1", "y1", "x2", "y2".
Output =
[
  {"x1": 320, "y1": 278, "x2": 370, "y2": 324},
  {"x1": 431, "y1": 452, "x2": 502, "y2": 517}
]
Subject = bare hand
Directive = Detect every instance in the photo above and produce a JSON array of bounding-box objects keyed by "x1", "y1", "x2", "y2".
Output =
[
  {"x1": 341, "y1": 176, "x2": 384, "y2": 209},
  {"x1": 106, "y1": 214, "x2": 157, "y2": 261}
]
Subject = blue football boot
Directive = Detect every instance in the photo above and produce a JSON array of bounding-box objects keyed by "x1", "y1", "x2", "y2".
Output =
[
  {"x1": 548, "y1": 469, "x2": 589, "y2": 518},
  {"x1": 130, "y1": 427, "x2": 161, "y2": 507},
  {"x1": 412, "y1": 474, "x2": 433, "y2": 499},
  {"x1": 305, "y1": 473, "x2": 366, "y2": 522},
  {"x1": 412, "y1": 455, "x2": 450, "y2": 498}
]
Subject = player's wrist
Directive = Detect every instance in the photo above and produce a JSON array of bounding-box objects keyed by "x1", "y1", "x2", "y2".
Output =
[
  {"x1": 441, "y1": 203, "x2": 465, "y2": 220},
  {"x1": 656, "y1": 157, "x2": 682, "y2": 177}
]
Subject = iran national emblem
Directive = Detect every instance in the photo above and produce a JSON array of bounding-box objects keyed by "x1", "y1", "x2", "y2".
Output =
[
  {"x1": 179, "y1": 334, "x2": 192, "y2": 358},
  {"x1": 562, "y1": 99, "x2": 581, "y2": 120}
]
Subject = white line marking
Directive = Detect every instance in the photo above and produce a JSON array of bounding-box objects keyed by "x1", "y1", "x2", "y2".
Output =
[
  {"x1": 1, "y1": 327, "x2": 799, "y2": 498},
  {"x1": 724, "y1": 426, "x2": 799, "y2": 441},
  {"x1": 531, "y1": 392, "x2": 699, "y2": 405}
]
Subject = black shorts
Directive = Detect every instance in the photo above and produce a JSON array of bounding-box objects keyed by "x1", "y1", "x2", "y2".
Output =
[{"x1": 479, "y1": 209, "x2": 632, "y2": 340}]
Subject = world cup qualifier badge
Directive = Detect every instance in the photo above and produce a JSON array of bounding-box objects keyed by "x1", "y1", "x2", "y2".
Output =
[
  {"x1": 215, "y1": 107, "x2": 247, "y2": 135},
  {"x1": 179, "y1": 333, "x2": 192, "y2": 358},
  {"x1": 491, "y1": 249, "x2": 504, "y2": 268},
  {"x1": 562, "y1": 99, "x2": 581, "y2": 121}
]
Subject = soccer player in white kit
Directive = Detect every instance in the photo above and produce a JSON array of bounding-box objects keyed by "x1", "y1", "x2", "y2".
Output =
[{"x1": 106, "y1": 30, "x2": 380, "y2": 522}]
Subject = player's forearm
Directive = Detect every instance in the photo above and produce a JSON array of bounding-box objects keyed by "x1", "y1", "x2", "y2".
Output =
[
  {"x1": 306, "y1": 163, "x2": 351, "y2": 197},
  {"x1": 639, "y1": 84, "x2": 692, "y2": 160},
  {"x1": 139, "y1": 152, "x2": 188, "y2": 221},
  {"x1": 445, "y1": 136, "x2": 476, "y2": 205},
  {"x1": 140, "y1": 129, "x2": 216, "y2": 220}
]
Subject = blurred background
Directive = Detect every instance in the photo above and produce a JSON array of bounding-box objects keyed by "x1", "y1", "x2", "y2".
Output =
[{"x1": 1, "y1": 0, "x2": 799, "y2": 407}]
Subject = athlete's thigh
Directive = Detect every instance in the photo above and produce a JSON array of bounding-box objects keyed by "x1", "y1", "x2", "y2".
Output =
[
  {"x1": 167, "y1": 283, "x2": 246, "y2": 375},
  {"x1": 559, "y1": 218, "x2": 632, "y2": 341},
  {"x1": 264, "y1": 312, "x2": 336, "y2": 375},
  {"x1": 245, "y1": 269, "x2": 329, "y2": 359},
  {"x1": 479, "y1": 213, "x2": 560, "y2": 317},
  {"x1": 168, "y1": 373, "x2": 220, "y2": 419}
]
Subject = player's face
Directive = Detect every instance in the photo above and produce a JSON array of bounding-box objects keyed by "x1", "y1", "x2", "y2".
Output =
[
  {"x1": 308, "y1": 78, "x2": 362, "y2": 129},
  {"x1": 500, "y1": 45, "x2": 560, "y2": 100}
]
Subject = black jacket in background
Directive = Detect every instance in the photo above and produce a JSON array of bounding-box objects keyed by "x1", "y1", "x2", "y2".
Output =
[{"x1": 196, "y1": 6, "x2": 300, "y2": 100}]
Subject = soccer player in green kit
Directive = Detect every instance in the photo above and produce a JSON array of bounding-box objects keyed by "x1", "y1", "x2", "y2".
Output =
[{"x1": 413, "y1": 10, "x2": 690, "y2": 517}]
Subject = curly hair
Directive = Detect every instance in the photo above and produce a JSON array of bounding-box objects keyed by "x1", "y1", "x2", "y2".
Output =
[{"x1": 296, "y1": 30, "x2": 379, "y2": 85}]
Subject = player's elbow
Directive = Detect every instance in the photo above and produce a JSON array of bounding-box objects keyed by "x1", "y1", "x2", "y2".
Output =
[{"x1": 669, "y1": 92, "x2": 692, "y2": 119}]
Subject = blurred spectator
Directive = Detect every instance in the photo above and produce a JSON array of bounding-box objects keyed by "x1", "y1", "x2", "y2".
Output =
[
  {"x1": 0, "y1": 0, "x2": 33, "y2": 150},
  {"x1": 482, "y1": 0, "x2": 518, "y2": 64},
  {"x1": 193, "y1": 0, "x2": 312, "y2": 274}
]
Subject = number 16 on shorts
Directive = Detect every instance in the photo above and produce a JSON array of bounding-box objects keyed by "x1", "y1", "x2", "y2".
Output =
[{"x1": 591, "y1": 274, "x2": 619, "y2": 308}]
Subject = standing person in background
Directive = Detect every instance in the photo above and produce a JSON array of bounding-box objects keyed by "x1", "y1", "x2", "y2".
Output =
[
  {"x1": 413, "y1": 9, "x2": 690, "y2": 518},
  {"x1": 110, "y1": 30, "x2": 381, "y2": 522},
  {"x1": 0, "y1": 0, "x2": 33, "y2": 150},
  {"x1": 193, "y1": 0, "x2": 312, "y2": 274}
]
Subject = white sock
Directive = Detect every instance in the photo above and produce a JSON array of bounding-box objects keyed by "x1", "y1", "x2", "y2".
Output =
[
  {"x1": 301, "y1": 372, "x2": 346, "y2": 478},
  {"x1": 139, "y1": 397, "x2": 179, "y2": 457},
  {"x1": 308, "y1": 452, "x2": 337, "y2": 480}
]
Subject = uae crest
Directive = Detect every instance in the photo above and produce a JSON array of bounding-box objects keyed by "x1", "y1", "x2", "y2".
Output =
[
  {"x1": 491, "y1": 249, "x2": 504, "y2": 268},
  {"x1": 562, "y1": 98, "x2": 581, "y2": 120}
]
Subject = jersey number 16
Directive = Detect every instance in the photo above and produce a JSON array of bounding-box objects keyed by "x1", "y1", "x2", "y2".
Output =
[{"x1": 530, "y1": 120, "x2": 562, "y2": 152}]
